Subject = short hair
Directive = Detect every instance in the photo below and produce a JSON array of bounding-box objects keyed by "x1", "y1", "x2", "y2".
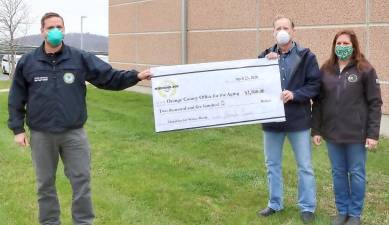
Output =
[
  {"x1": 273, "y1": 15, "x2": 295, "y2": 29},
  {"x1": 41, "y1": 12, "x2": 64, "y2": 28}
]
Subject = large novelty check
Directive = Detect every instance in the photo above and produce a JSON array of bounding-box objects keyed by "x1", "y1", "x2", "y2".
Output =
[{"x1": 151, "y1": 58, "x2": 285, "y2": 132}]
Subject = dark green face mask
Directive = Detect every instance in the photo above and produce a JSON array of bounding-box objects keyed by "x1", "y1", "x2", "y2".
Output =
[{"x1": 335, "y1": 45, "x2": 353, "y2": 61}]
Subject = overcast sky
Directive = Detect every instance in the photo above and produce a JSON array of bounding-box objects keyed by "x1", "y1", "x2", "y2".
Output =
[{"x1": 25, "y1": 0, "x2": 108, "y2": 36}]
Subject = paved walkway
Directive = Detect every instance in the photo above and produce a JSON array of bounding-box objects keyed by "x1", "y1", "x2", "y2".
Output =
[
  {"x1": 0, "y1": 75, "x2": 10, "y2": 92},
  {"x1": 0, "y1": 75, "x2": 9, "y2": 81},
  {"x1": 380, "y1": 115, "x2": 389, "y2": 137},
  {"x1": 125, "y1": 85, "x2": 151, "y2": 95}
]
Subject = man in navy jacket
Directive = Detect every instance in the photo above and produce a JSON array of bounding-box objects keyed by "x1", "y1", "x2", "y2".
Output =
[
  {"x1": 8, "y1": 12, "x2": 151, "y2": 225},
  {"x1": 257, "y1": 16, "x2": 320, "y2": 224}
]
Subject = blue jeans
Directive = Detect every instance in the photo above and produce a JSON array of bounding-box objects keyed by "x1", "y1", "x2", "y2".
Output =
[
  {"x1": 263, "y1": 129, "x2": 316, "y2": 212},
  {"x1": 326, "y1": 142, "x2": 367, "y2": 217}
]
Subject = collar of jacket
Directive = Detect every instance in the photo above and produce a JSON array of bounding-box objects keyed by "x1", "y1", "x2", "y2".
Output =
[
  {"x1": 275, "y1": 41, "x2": 296, "y2": 54},
  {"x1": 35, "y1": 41, "x2": 72, "y2": 64},
  {"x1": 334, "y1": 60, "x2": 357, "y2": 74},
  {"x1": 268, "y1": 42, "x2": 309, "y2": 57},
  {"x1": 269, "y1": 42, "x2": 308, "y2": 82}
]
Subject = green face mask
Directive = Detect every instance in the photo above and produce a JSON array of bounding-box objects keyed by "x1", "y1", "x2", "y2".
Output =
[
  {"x1": 335, "y1": 45, "x2": 353, "y2": 61},
  {"x1": 47, "y1": 27, "x2": 63, "y2": 47}
]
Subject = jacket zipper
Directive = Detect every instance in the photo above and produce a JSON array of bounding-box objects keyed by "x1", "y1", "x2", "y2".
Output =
[
  {"x1": 52, "y1": 59, "x2": 58, "y2": 126},
  {"x1": 335, "y1": 71, "x2": 342, "y2": 117},
  {"x1": 52, "y1": 59, "x2": 56, "y2": 71},
  {"x1": 52, "y1": 60, "x2": 58, "y2": 88}
]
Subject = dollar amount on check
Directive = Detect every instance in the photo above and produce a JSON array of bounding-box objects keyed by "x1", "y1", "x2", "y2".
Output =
[{"x1": 151, "y1": 58, "x2": 286, "y2": 132}]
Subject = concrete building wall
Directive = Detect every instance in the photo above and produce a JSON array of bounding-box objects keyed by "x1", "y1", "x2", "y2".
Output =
[{"x1": 109, "y1": 0, "x2": 389, "y2": 114}]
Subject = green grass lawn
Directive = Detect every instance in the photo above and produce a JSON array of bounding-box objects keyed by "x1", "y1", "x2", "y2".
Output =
[
  {"x1": 0, "y1": 79, "x2": 11, "y2": 89},
  {"x1": 0, "y1": 88, "x2": 388, "y2": 225}
]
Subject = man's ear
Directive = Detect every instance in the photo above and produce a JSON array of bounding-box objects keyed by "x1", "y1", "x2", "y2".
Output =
[{"x1": 40, "y1": 28, "x2": 45, "y2": 38}]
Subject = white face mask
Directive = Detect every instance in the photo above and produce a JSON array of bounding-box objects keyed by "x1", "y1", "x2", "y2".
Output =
[{"x1": 276, "y1": 30, "x2": 290, "y2": 45}]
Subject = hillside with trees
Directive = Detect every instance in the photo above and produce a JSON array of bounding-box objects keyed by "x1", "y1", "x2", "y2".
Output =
[{"x1": 15, "y1": 33, "x2": 108, "y2": 52}]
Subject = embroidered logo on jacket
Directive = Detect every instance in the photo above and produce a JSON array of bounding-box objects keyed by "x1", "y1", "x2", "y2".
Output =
[
  {"x1": 63, "y1": 73, "x2": 75, "y2": 84},
  {"x1": 347, "y1": 74, "x2": 358, "y2": 83}
]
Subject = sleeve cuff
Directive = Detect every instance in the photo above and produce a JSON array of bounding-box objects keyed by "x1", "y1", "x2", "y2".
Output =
[
  {"x1": 132, "y1": 70, "x2": 141, "y2": 82},
  {"x1": 366, "y1": 135, "x2": 379, "y2": 141},
  {"x1": 13, "y1": 128, "x2": 25, "y2": 135},
  {"x1": 311, "y1": 129, "x2": 320, "y2": 137}
]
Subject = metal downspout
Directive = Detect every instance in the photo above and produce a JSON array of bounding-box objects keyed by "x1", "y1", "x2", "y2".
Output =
[{"x1": 181, "y1": 0, "x2": 188, "y2": 64}]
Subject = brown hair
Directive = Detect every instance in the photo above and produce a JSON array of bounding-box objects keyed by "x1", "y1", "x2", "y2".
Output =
[
  {"x1": 273, "y1": 15, "x2": 295, "y2": 29},
  {"x1": 41, "y1": 12, "x2": 64, "y2": 28},
  {"x1": 321, "y1": 29, "x2": 370, "y2": 72}
]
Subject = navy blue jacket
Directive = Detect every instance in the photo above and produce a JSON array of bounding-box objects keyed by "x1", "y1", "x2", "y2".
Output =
[
  {"x1": 258, "y1": 43, "x2": 320, "y2": 132},
  {"x1": 8, "y1": 43, "x2": 140, "y2": 134}
]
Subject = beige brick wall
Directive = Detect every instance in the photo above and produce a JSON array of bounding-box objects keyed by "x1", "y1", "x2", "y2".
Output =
[
  {"x1": 109, "y1": 0, "x2": 389, "y2": 114},
  {"x1": 108, "y1": 0, "x2": 182, "y2": 67},
  {"x1": 258, "y1": 0, "x2": 366, "y2": 26}
]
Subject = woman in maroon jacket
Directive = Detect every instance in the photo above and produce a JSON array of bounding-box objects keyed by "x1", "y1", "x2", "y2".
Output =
[{"x1": 311, "y1": 30, "x2": 382, "y2": 225}]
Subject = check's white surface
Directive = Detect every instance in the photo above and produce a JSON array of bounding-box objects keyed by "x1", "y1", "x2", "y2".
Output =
[{"x1": 151, "y1": 58, "x2": 285, "y2": 132}]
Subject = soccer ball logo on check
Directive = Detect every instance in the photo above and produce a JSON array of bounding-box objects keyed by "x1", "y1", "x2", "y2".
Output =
[{"x1": 154, "y1": 79, "x2": 179, "y2": 98}]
